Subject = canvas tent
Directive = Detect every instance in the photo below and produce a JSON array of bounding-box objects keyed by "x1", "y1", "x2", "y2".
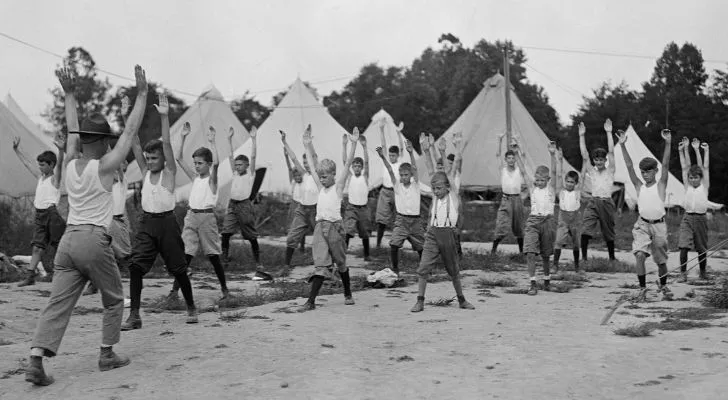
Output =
[
  {"x1": 0, "y1": 101, "x2": 54, "y2": 197},
  {"x1": 417, "y1": 73, "x2": 576, "y2": 190},
  {"x1": 4, "y1": 93, "x2": 56, "y2": 151},
  {"x1": 125, "y1": 85, "x2": 249, "y2": 204},
  {"x1": 235, "y1": 78, "x2": 351, "y2": 195},
  {"x1": 613, "y1": 125, "x2": 723, "y2": 210}
]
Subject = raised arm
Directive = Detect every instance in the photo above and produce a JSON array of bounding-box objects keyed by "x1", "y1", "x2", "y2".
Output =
[
  {"x1": 548, "y1": 142, "x2": 558, "y2": 193},
  {"x1": 617, "y1": 130, "x2": 642, "y2": 192},
  {"x1": 249, "y1": 126, "x2": 257, "y2": 173},
  {"x1": 56, "y1": 68, "x2": 81, "y2": 164},
  {"x1": 450, "y1": 132, "x2": 464, "y2": 180},
  {"x1": 659, "y1": 130, "x2": 671, "y2": 193},
  {"x1": 302, "y1": 125, "x2": 321, "y2": 190},
  {"x1": 701, "y1": 142, "x2": 710, "y2": 191},
  {"x1": 678, "y1": 137, "x2": 689, "y2": 189},
  {"x1": 283, "y1": 146, "x2": 294, "y2": 182},
  {"x1": 125, "y1": 96, "x2": 145, "y2": 175},
  {"x1": 376, "y1": 146, "x2": 396, "y2": 187},
  {"x1": 52, "y1": 132, "x2": 66, "y2": 188},
  {"x1": 100, "y1": 65, "x2": 148, "y2": 176},
  {"x1": 396, "y1": 122, "x2": 405, "y2": 162},
  {"x1": 512, "y1": 142, "x2": 532, "y2": 189},
  {"x1": 341, "y1": 133, "x2": 348, "y2": 165},
  {"x1": 419, "y1": 133, "x2": 435, "y2": 176},
  {"x1": 405, "y1": 139, "x2": 418, "y2": 184},
  {"x1": 176, "y1": 122, "x2": 196, "y2": 180},
  {"x1": 280, "y1": 130, "x2": 305, "y2": 173},
  {"x1": 578, "y1": 122, "x2": 592, "y2": 171},
  {"x1": 360, "y1": 135, "x2": 370, "y2": 183},
  {"x1": 691, "y1": 138, "x2": 703, "y2": 172},
  {"x1": 432, "y1": 133, "x2": 444, "y2": 166},
  {"x1": 379, "y1": 119, "x2": 388, "y2": 157},
  {"x1": 604, "y1": 119, "x2": 616, "y2": 173},
  {"x1": 207, "y1": 126, "x2": 220, "y2": 193},
  {"x1": 12, "y1": 137, "x2": 41, "y2": 179},
  {"x1": 226, "y1": 127, "x2": 236, "y2": 173},
  {"x1": 337, "y1": 128, "x2": 360, "y2": 194},
  {"x1": 153, "y1": 93, "x2": 176, "y2": 178},
  {"x1": 555, "y1": 147, "x2": 564, "y2": 193}
]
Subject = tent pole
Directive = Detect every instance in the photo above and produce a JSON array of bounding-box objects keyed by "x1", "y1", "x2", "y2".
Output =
[{"x1": 503, "y1": 46, "x2": 512, "y2": 148}]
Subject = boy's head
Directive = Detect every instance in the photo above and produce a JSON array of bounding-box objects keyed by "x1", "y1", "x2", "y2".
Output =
[
  {"x1": 504, "y1": 150, "x2": 516, "y2": 167},
  {"x1": 638, "y1": 157, "x2": 658, "y2": 184},
  {"x1": 143, "y1": 140, "x2": 165, "y2": 173},
  {"x1": 398, "y1": 163, "x2": 413, "y2": 185},
  {"x1": 430, "y1": 171, "x2": 451, "y2": 199},
  {"x1": 435, "y1": 160, "x2": 445, "y2": 172},
  {"x1": 388, "y1": 146, "x2": 400, "y2": 164},
  {"x1": 687, "y1": 165, "x2": 703, "y2": 188},
  {"x1": 302, "y1": 154, "x2": 311, "y2": 173},
  {"x1": 234, "y1": 154, "x2": 250, "y2": 175},
  {"x1": 351, "y1": 157, "x2": 364, "y2": 176},
  {"x1": 316, "y1": 159, "x2": 337, "y2": 188},
  {"x1": 592, "y1": 148, "x2": 608, "y2": 170},
  {"x1": 564, "y1": 170, "x2": 579, "y2": 191},
  {"x1": 192, "y1": 147, "x2": 213, "y2": 176},
  {"x1": 292, "y1": 168, "x2": 303, "y2": 184},
  {"x1": 446, "y1": 153, "x2": 455, "y2": 169},
  {"x1": 534, "y1": 165, "x2": 550, "y2": 189},
  {"x1": 36, "y1": 151, "x2": 57, "y2": 176}
]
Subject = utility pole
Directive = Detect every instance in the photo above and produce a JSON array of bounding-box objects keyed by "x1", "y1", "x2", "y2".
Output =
[{"x1": 503, "y1": 46, "x2": 512, "y2": 148}]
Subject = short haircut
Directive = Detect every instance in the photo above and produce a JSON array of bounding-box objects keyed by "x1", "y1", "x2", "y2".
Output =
[
  {"x1": 430, "y1": 171, "x2": 450, "y2": 188},
  {"x1": 446, "y1": 154, "x2": 455, "y2": 162},
  {"x1": 192, "y1": 147, "x2": 213, "y2": 163},
  {"x1": 399, "y1": 162, "x2": 413, "y2": 174},
  {"x1": 234, "y1": 154, "x2": 249, "y2": 163},
  {"x1": 688, "y1": 164, "x2": 703, "y2": 178},
  {"x1": 504, "y1": 150, "x2": 515, "y2": 158},
  {"x1": 37, "y1": 151, "x2": 57, "y2": 166},
  {"x1": 388, "y1": 146, "x2": 400, "y2": 155},
  {"x1": 317, "y1": 158, "x2": 336, "y2": 175},
  {"x1": 592, "y1": 148, "x2": 607, "y2": 159},
  {"x1": 565, "y1": 170, "x2": 580, "y2": 183},
  {"x1": 638, "y1": 157, "x2": 658, "y2": 171},
  {"x1": 352, "y1": 157, "x2": 364, "y2": 166},
  {"x1": 535, "y1": 165, "x2": 550, "y2": 178},
  {"x1": 143, "y1": 139, "x2": 163, "y2": 154}
]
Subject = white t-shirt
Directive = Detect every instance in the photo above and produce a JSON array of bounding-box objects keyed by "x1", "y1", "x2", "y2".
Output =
[
  {"x1": 637, "y1": 183, "x2": 665, "y2": 220},
  {"x1": 316, "y1": 185, "x2": 342, "y2": 222},
  {"x1": 588, "y1": 167, "x2": 614, "y2": 198},
  {"x1": 348, "y1": 174, "x2": 368, "y2": 206},
  {"x1": 230, "y1": 173, "x2": 253, "y2": 201},
  {"x1": 530, "y1": 186, "x2": 555, "y2": 216},
  {"x1": 300, "y1": 173, "x2": 319, "y2": 206},
  {"x1": 394, "y1": 181, "x2": 420, "y2": 216},
  {"x1": 188, "y1": 176, "x2": 217, "y2": 210},
  {"x1": 683, "y1": 184, "x2": 708, "y2": 213},
  {"x1": 33, "y1": 175, "x2": 60, "y2": 209},
  {"x1": 501, "y1": 166, "x2": 522, "y2": 195}
]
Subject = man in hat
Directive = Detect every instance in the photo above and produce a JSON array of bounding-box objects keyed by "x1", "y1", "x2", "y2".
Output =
[{"x1": 25, "y1": 65, "x2": 148, "y2": 386}]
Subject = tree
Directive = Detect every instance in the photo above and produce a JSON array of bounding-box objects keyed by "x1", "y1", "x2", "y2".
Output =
[
  {"x1": 231, "y1": 92, "x2": 270, "y2": 131},
  {"x1": 43, "y1": 47, "x2": 112, "y2": 132},
  {"x1": 708, "y1": 67, "x2": 728, "y2": 105}
]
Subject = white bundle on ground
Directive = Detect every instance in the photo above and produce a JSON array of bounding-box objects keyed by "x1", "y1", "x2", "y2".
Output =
[
  {"x1": 11, "y1": 255, "x2": 47, "y2": 277},
  {"x1": 367, "y1": 268, "x2": 400, "y2": 287}
]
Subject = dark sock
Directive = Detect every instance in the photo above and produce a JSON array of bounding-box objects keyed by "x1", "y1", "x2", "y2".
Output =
[
  {"x1": 362, "y1": 237, "x2": 370, "y2": 258},
  {"x1": 417, "y1": 296, "x2": 425, "y2": 302},
  {"x1": 377, "y1": 224, "x2": 386, "y2": 247},
  {"x1": 172, "y1": 255, "x2": 194, "y2": 293},
  {"x1": 285, "y1": 247, "x2": 295, "y2": 266},
  {"x1": 699, "y1": 253, "x2": 707, "y2": 274},
  {"x1": 607, "y1": 240, "x2": 616, "y2": 260},
  {"x1": 553, "y1": 249, "x2": 562, "y2": 267},
  {"x1": 300, "y1": 236, "x2": 305, "y2": 249},
  {"x1": 516, "y1": 238, "x2": 524, "y2": 254},
  {"x1": 390, "y1": 246, "x2": 399, "y2": 272},
  {"x1": 130, "y1": 268, "x2": 143, "y2": 310},
  {"x1": 185, "y1": 254, "x2": 193, "y2": 266},
  {"x1": 491, "y1": 238, "x2": 502, "y2": 254},
  {"x1": 208, "y1": 255, "x2": 227, "y2": 291},
  {"x1": 221, "y1": 233, "x2": 232, "y2": 255},
  {"x1": 679, "y1": 249, "x2": 688, "y2": 272},
  {"x1": 173, "y1": 270, "x2": 195, "y2": 308},
  {"x1": 660, "y1": 275, "x2": 667, "y2": 286},
  {"x1": 638, "y1": 274, "x2": 646, "y2": 288},
  {"x1": 581, "y1": 235, "x2": 590, "y2": 260},
  {"x1": 417, "y1": 250, "x2": 423, "y2": 260},
  {"x1": 339, "y1": 270, "x2": 352, "y2": 297},
  {"x1": 457, "y1": 295, "x2": 466, "y2": 303},
  {"x1": 249, "y1": 239, "x2": 260, "y2": 263},
  {"x1": 573, "y1": 248, "x2": 580, "y2": 269},
  {"x1": 345, "y1": 235, "x2": 352, "y2": 249},
  {"x1": 308, "y1": 276, "x2": 325, "y2": 304}
]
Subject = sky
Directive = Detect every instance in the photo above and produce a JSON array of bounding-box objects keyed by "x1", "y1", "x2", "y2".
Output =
[{"x1": 1, "y1": 0, "x2": 727, "y2": 131}]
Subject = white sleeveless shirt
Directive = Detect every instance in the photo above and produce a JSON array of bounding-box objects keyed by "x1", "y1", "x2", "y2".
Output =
[
  {"x1": 382, "y1": 161, "x2": 400, "y2": 188},
  {"x1": 530, "y1": 186, "x2": 555, "y2": 216},
  {"x1": 501, "y1": 166, "x2": 522, "y2": 195},
  {"x1": 637, "y1": 183, "x2": 665, "y2": 220},
  {"x1": 316, "y1": 185, "x2": 342, "y2": 222},
  {"x1": 348, "y1": 174, "x2": 368, "y2": 206},
  {"x1": 188, "y1": 176, "x2": 217, "y2": 210},
  {"x1": 230, "y1": 173, "x2": 253, "y2": 201},
  {"x1": 112, "y1": 174, "x2": 127, "y2": 216},
  {"x1": 683, "y1": 184, "x2": 708, "y2": 213},
  {"x1": 141, "y1": 170, "x2": 176, "y2": 213},
  {"x1": 394, "y1": 181, "x2": 420, "y2": 215},
  {"x1": 559, "y1": 189, "x2": 581, "y2": 212},
  {"x1": 34, "y1": 175, "x2": 60, "y2": 209},
  {"x1": 300, "y1": 173, "x2": 319, "y2": 206},
  {"x1": 66, "y1": 159, "x2": 113, "y2": 227}
]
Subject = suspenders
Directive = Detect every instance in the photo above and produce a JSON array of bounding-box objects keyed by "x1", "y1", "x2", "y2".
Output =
[{"x1": 432, "y1": 194, "x2": 453, "y2": 228}]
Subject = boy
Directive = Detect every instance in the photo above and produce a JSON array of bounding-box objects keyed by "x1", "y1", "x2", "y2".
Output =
[
  {"x1": 281, "y1": 130, "x2": 319, "y2": 271},
  {"x1": 375, "y1": 120, "x2": 405, "y2": 247},
  {"x1": 491, "y1": 133, "x2": 526, "y2": 254},
  {"x1": 284, "y1": 144, "x2": 306, "y2": 252},
  {"x1": 522, "y1": 143, "x2": 558, "y2": 295},
  {"x1": 122, "y1": 94, "x2": 197, "y2": 331},
  {"x1": 298, "y1": 126, "x2": 358, "y2": 311},
  {"x1": 410, "y1": 133, "x2": 474, "y2": 312},
  {"x1": 13, "y1": 134, "x2": 66, "y2": 287},
  {"x1": 342, "y1": 133, "x2": 371, "y2": 260},
  {"x1": 553, "y1": 148, "x2": 584, "y2": 274},
  {"x1": 579, "y1": 120, "x2": 617, "y2": 261},
  {"x1": 677, "y1": 137, "x2": 710, "y2": 281},
  {"x1": 173, "y1": 124, "x2": 228, "y2": 298},
  {"x1": 618, "y1": 129, "x2": 673, "y2": 301},
  {"x1": 376, "y1": 139, "x2": 423, "y2": 275},
  {"x1": 25, "y1": 66, "x2": 147, "y2": 386},
  {"x1": 221, "y1": 126, "x2": 263, "y2": 273}
]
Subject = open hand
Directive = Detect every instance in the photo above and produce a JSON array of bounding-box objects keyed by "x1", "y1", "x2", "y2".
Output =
[
  {"x1": 359, "y1": 134, "x2": 367, "y2": 145},
  {"x1": 404, "y1": 139, "x2": 413, "y2": 153},
  {"x1": 547, "y1": 141, "x2": 557, "y2": 154},
  {"x1": 181, "y1": 122, "x2": 191, "y2": 138},
  {"x1": 207, "y1": 126, "x2": 217, "y2": 143},
  {"x1": 55, "y1": 67, "x2": 75, "y2": 93},
  {"x1": 12, "y1": 136, "x2": 20, "y2": 150},
  {"x1": 691, "y1": 138, "x2": 700, "y2": 149},
  {"x1": 603, "y1": 118, "x2": 612, "y2": 132},
  {"x1": 661, "y1": 129, "x2": 672, "y2": 142},
  {"x1": 375, "y1": 146, "x2": 384, "y2": 158},
  {"x1": 578, "y1": 122, "x2": 586, "y2": 136},
  {"x1": 616, "y1": 129, "x2": 628, "y2": 144},
  {"x1": 428, "y1": 133, "x2": 436, "y2": 147},
  {"x1": 437, "y1": 138, "x2": 447, "y2": 153},
  {"x1": 121, "y1": 96, "x2": 130, "y2": 116},
  {"x1": 397, "y1": 121, "x2": 404, "y2": 133},
  {"x1": 134, "y1": 65, "x2": 148, "y2": 94},
  {"x1": 153, "y1": 93, "x2": 169, "y2": 115},
  {"x1": 350, "y1": 127, "x2": 360, "y2": 142},
  {"x1": 342, "y1": 134, "x2": 349, "y2": 145},
  {"x1": 419, "y1": 133, "x2": 429, "y2": 149},
  {"x1": 379, "y1": 118, "x2": 386, "y2": 132},
  {"x1": 249, "y1": 126, "x2": 257, "y2": 139},
  {"x1": 452, "y1": 133, "x2": 462, "y2": 148},
  {"x1": 678, "y1": 138, "x2": 686, "y2": 150},
  {"x1": 53, "y1": 132, "x2": 67, "y2": 151},
  {"x1": 279, "y1": 130, "x2": 286, "y2": 142},
  {"x1": 556, "y1": 147, "x2": 564, "y2": 160},
  {"x1": 302, "y1": 125, "x2": 312, "y2": 145}
]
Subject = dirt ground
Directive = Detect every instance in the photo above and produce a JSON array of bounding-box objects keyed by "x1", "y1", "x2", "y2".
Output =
[{"x1": 1, "y1": 238, "x2": 727, "y2": 400}]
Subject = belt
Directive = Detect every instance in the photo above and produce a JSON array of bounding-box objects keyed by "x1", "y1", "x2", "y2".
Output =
[
  {"x1": 143, "y1": 210, "x2": 174, "y2": 218},
  {"x1": 397, "y1": 213, "x2": 420, "y2": 218},
  {"x1": 112, "y1": 214, "x2": 125, "y2": 222},
  {"x1": 531, "y1": 213, "x2": 553, "y2": 217},
  {"x1": 36, "y1": 205, "x2": 57, "y2": 212},
  {"x1": 230, "y1": 198, "x2": 250, "y2": 204},
  {"x1": 381, "y1": 186, "x2": 394, "y2": 191},
  {"x1": 300, "y1": 204, "x2": 317, "y2": 208},
  {"x1": 349, "y1": 203, "x2": 368, "y2": 208},
  {"x1": 686, "y1": 212, "x2": 706, "y2": 216},
  {"x1": 502, "y1": 193, "x2": 520, "y2": 197},
  {"x1": 191, "y1": 208, "x2": 214, "y2": 214},
  {"x1": 641, "y1": 216, "x2": 665, "y2": 224}
]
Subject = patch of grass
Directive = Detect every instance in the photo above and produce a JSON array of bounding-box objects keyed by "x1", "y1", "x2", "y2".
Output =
[
  {"x1": 614, "y1": 324, "x2": 655, "y2": 337},
  {"x1": 73, "y1": 306, "x2": 104, "y2": 315},
  {"x1": 426, "y1": 297, "x2": 456, "y2": 307},
  {"x1": 474, "y1": 277, "x2": 517, "y2": 288},
  {"x1": 504, "y1": 287, "x2": 530, "y2": 295},
  {"x1": 619, "y1": 283, "x2": 640, "y2": 289},
  {"x1": 0, "y1": 339, "x2": 13, "y2": 346},
  {"x1": 583, "y1": 258, "x2": 633, "y2": 273},
  {"x1": 646, "y1": 318, "x2": 712, "y2": 331},
  {"x1": 548, "y1": 282, "x2": 579, "y2": 293},
  {"x1": 702, "y1": 278, "x2": 728, "y2": 309},
  {"x1": 553, "y1": 272, "x2": 589, "y2": 282},
  {"x1": 30, "y1": 289, "x2": 51, "y2": 297},
  {"x1": 144, "y1": 294, "x2": 188, "y2": 311},
  {"x1": 219, "y1": 311, "x2": 247, "y2": 322},
  {"x1": 667, "y1": 307, "x2": 727, "y2": 320}
]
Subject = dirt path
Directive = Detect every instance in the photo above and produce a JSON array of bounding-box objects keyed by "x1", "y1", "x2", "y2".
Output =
[{"x1": 1, "y1": 239, "x2": 727, "y2": 399}]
